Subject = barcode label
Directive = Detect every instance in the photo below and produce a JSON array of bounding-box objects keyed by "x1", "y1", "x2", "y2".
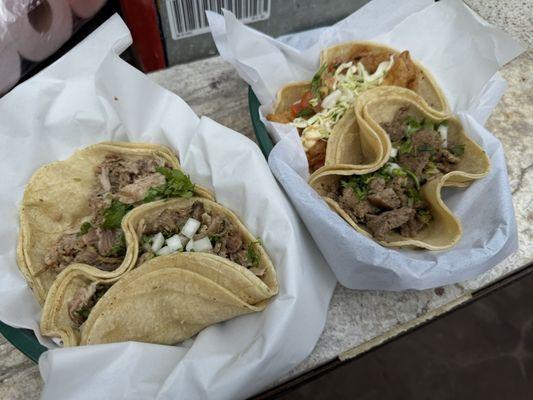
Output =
[{"x1": 165, "y1": 0, "x2": 270, "y2": 40}]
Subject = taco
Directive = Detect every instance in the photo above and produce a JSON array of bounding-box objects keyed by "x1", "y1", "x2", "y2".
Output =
[
  {"x1": 17, "y1": 142, "x2": 214, "y2": 305},
  {"x1": 40, "y1": 198, "x2": 277, "y2": 346},
  {"x1": 267, "y1": 42, "x2": 449, "y2": 172},
  {"x1": 309, "y1": 91, "x2": 490, "y2": 249}
]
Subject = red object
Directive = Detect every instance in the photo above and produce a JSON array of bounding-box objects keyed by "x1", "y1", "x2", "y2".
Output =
[{"x1": 118, "y1": 0, "x2": 166, "y2": 72}]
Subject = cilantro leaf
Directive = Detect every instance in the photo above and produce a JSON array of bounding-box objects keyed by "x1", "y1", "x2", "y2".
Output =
[
  {"x1": 311, "y1": 64, "x2": 327, "y2": 95},
  {"x1": 404, "y1": 116, "x2": 422, "y2": 135},
  {"x1": 75, "y1": 307, "x2": 90, "y2": 320},
  {"x1": 106, "y1": 232, "x2": 126, "y2": 257},
  {"x1": 79, "y1": 222, "x2": 92, "y2": 235},
  {"x1": 296, "y1": 107, "x2": 315, "y2": 118},
  {"x1": 399, "y1": 139, "x2": 413, "y2": 154},
  {"x1": 144, "y1": 167, "x2": 195, "y2": 202},
  {"x1": 246, "y1": 238, "x2": 262, "y2": 268},
  {"x1": 341, "y1": 176, "x2": 368, "y2": 200},
  {"x1": 417, "y1": 143, "x2": 435, "y2": 155},
  {"x1": 102, "y1": 201, "x2": 132, "y2": 229},
  {"x1": 449, "y1": 144, "x2": 465, "y2": 157}
]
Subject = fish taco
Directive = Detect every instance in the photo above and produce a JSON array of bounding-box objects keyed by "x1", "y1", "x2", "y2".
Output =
[{"x1": 267, "y1": 42, "x2": 449, "y2": 172}]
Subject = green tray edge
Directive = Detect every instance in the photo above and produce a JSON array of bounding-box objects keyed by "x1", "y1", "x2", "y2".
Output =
[
  {"x1": 0, "y1": 86, "x2": 271, "y2": 366},
  {"x1": 248, "y1": 87, "x2": 274, "y2": 158},
  {"x1": 0, "y1": 320, "x2": 46, "y2": 363}
]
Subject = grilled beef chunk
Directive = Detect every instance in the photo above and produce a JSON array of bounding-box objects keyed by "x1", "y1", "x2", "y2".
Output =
[
  {"x1": 400, "y1": 214, "x2": 429, "y2": 237},
  {"x1": 366, "y1": 207, "x2": 415, "y2": 241},
  {"x1": 380, "y1": 107, "x2": 409, "y2": 142},
  {"x1": 329, "y1": 168, "x2": 432, "y2": 241},
  {"x1": 381, "y1": 109, "x2": 463, "y2": 184},
  {"x1": 397, "y1": 152, "x2": 431, "y2": 177},
  {"x1": 337, "y1": 187, "x2": 377, "y2": 221},
  {"x1": 367, "y1": 188, "x2": 401, "y2": 210}
]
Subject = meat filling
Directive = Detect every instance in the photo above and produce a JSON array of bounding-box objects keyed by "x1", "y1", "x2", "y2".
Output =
[
  {"x1": 380, "y1": 107, "x2": 464, "y2": 185},
  {"x1": 328, "y1": 172, "x2": 432, "y2": 241},
  {"x1": 139, "y1": 201, "x2": 264, "y2": 274},
  {"x1": 266, "y1": 48, "x2": 419, "y2": 173},
  {"x1": 67, "y1": 283, "x2": 110, "y2": 326},
  {"x1": 44, "y1": 153, "x2": 193, "y2": 273}
]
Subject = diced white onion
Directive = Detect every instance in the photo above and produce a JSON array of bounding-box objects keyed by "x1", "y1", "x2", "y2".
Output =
[
  {"x1": 185, "y1": 238, "x2": 195, "y2": 252},
  {"x1": 193, "y1": 237, "x2": 213, "y2": 252},
  {"x1": 438, "y1": 124, "x2": 448, "y2": 147},
  {"x1": 390, "y1": 147, "x2": 398, "y2": 158},
  {"x1": 156, "y1": 246, "x2": 174, "y2": 256},
  {"x1": 181, "y1": 218, "x2": 201, "y2": 239},
  {"x1": 166, "y1": 234, "x2": 183, "y2": 251},
  {"x1": 151, "y1": 232, "x2": 164, "y2": 253}
]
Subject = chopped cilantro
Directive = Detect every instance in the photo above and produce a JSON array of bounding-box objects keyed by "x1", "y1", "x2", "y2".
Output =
[
  {"x1": 246, "y1": 238, "x2": 262, "y2": 268},
  {"x1": 417, "y1": 143, "x2": 435, "y2": 155},
  {"x1": 141, "y1": 235, "x2": 152, "y2": 245},
  {"x1": 449, "y1": 144, "x2": 465, "y2": 157},
  {"x1": 102, "y1": 200, "x2": 132, "y2": 229},
  {"x1": 209, "y1": 234, "x2": 221, "y2": 244},
  {"x1": 418, "y1": 209, "x2": 432, "y2": 224},
  {"x1": 106, "y1": 232, "x2": 126, "y2": 257},
  {"x1": 405, "y1": 116, "x2": 422, "y2": 135},
  {"x1": 406, "y1": 187, "x2": 421, "y2": 203},
  {"x1": 341, "y1": 176, "x2": 368, "y2": 200},
  {"x1": 75, "y1": 307, "x2": 90, "y2": 320},
  {"x1": 144, "y1": 167, "x2": 195, "y2": 202},
  {"x1": 311, "y1": 64, "x2": 327, "y2": 95},
  {"x1": 404, "y1": 169, "x2": 420, "y2": 190},
  {"x1": 296, "y1": 107, "x2": 315, "y2": 118},
  {"x1": 422, "y1": 119, "x2": 436, "y2": 131},
  {"x1": 79, "y1": 222, "x2": 92, "y2": 235},
  {"x1": 399, "y1": 139, "x2": 413, "y2": 154}
]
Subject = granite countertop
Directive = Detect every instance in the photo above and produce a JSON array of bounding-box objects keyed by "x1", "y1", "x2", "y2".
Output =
[{"x1": 1, "y1": 1, "x2": 531, "y2": 398}]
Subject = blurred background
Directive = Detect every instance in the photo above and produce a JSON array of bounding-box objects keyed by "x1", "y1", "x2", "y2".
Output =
[{"x1": 0, "y1": 0, "x2": 370, "y2": 95}]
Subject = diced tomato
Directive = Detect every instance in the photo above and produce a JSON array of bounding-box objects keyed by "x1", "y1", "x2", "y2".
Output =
[{"x1": 290, "y1": 91, "x2": 314, "y2": 118}]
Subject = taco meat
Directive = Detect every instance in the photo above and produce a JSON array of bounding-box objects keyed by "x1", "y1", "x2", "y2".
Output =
[
  {"x1": 43, "y1": 153, "x2": 192, "y2": 273},
  {"x1": 68, "y1": 283, "x2": 110, "y2": 326},
  {"x1": 381, "y1": 107, "x2": 464, "y2": 185},
  {"x1": 140, "y1": 201, "x2": 264, "y2": 274},
  {"x1": 327, "y1": 169, "x2": 433, "y2": 241}
]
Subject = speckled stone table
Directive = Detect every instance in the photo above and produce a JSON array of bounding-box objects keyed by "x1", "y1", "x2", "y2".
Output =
[{"x1": 1, "y1": 1, "x2": 531, "y2": 398}]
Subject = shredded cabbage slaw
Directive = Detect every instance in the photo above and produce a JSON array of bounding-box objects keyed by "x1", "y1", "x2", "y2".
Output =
[{"x1": 294, "y1": 56, "x2": 394, "y2": 152}]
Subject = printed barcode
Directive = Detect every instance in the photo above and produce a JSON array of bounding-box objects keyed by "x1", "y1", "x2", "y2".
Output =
[{"x1": 165, "y1": 0, "x2": 271, "y2": 40}]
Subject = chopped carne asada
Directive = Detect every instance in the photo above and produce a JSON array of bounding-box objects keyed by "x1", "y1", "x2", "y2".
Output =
[
  {"x1": 327, "y1": 166, "x2": 432, "y2": 241},
  {"x1": 267, "y1": 49, "x2": 419, "y2": 172},
  {"x1": 380, "y1": 107, "x2": 463, "y2": 185},
  {"x1": 139, "y1": 201, "x2": 265, "y2": 275},
  {"x1": 67, "y1": 282, "x2": 110, "y2": 326},
  {"x1": 44, "y1": 154, "x2": 195, "y2": 273}
]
